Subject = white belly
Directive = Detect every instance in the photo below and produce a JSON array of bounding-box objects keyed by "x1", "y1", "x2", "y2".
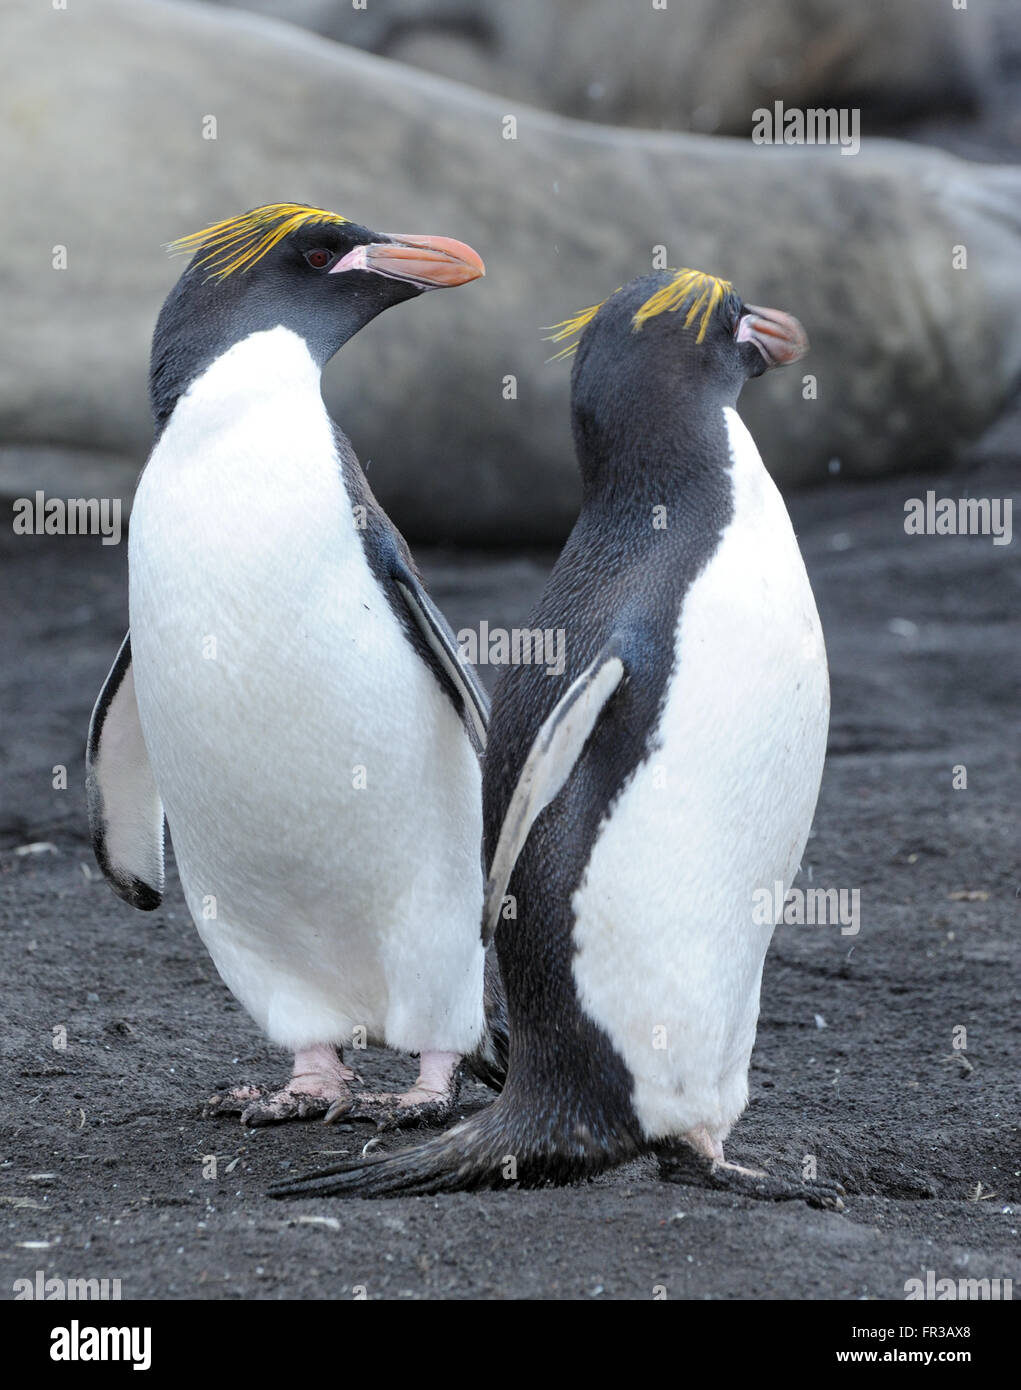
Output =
[
  {"x1": 571, "y1": 407, "x2": 829, "y2": 1141},
  {"x1": 128, "y1": 328, "x2": 484, "y2": 1054}
]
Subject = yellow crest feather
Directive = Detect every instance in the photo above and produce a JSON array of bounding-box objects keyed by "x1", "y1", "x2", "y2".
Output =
[
  {"x1": 166, "y1": 202, "x2": 351, "y2": 281},
  {"x1": 542, "y1": 299, "x2": 613, "y2": 361},
  {"x1": 632, "y1": 267, "x2": 733, "y2": 342},
  {"x1": 545, "y1": 267, "x2": 733, "y2": 360}
]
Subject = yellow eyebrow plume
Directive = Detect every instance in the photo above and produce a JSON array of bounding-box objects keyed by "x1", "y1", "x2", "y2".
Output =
[
  {"x1": 166, "y1": 202, "x2": 351, "y2": 281},
  {"x1": 632, "y1": 267, "x2": 733, "y2": 341},
  {"x1": 544, "y1": 267, "x2": 733, "y2": 359},
  {"x1": 543, "y1": 299, "x2": 614, "y2": 361}
]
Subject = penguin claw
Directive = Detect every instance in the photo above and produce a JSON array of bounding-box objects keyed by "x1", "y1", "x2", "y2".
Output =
[
  {"x1": 205, "y1": 1085, "x2": 342, "y2": 1126},
  {"x1": 239, "y1": 1091, "x2": 336, "y2": 1127},
  {"x1": 656, "y1": 1147, "x2": 847, "y2": 1211},
  {"x1": 324, "y1": 1055, "x2": 464, "y2": 1131},
  {"x1": 206, "y1": 1046, "x2": 356, "y2": 1125},
  {"x1": 205, "y1": 1085, "x2": 263, "y2": 1116},
  {"x1": 324, "y1": 1089, "x2": 457, "y2": 1132}
]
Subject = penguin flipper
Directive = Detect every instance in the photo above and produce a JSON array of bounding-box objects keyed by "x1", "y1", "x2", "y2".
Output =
[
  {"x1": 86, "y1": 633, "x2": 165, "y2": 910},
  {"x1": 331, "y1": 423, "x2": 489, "y2": 747},
  {"x1": 393, "y1": 570, "x2": 490, "y2": 749},
  {"x1": 482, "y1": 641, "x2": 625, "y2": 946}
]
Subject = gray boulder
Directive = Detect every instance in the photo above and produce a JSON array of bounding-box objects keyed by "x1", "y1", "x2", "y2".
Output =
[
  {"x1": 2, "y1": 0, "x2": 1019, "y2": 542},
  {"x1": 208, "y1": 0, "x2": 993, "y2": 132}
]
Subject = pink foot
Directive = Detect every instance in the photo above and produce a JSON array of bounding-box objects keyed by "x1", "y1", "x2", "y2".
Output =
[
  {"x1": 325, "y1": 1050, "x2": 463, "y2": 1131},
  {"x1": 656, "y1": 1126, "x2": 846, "y2": 1210},
  {"x1": 207, "y1": 1044, "x2": 355, "y2": 1127}
]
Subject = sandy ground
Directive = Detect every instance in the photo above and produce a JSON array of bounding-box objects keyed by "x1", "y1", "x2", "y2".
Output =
[{"x1": 1, "y1": 448, "x2": 1019, "y2": 1302}]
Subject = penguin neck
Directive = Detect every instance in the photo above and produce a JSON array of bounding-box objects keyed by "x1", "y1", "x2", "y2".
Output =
[
  {"x1": 155, "y1": 325, "x2": 327, "y2": 439},
  {"x1": 149, "y1": 288, "x2": 367, "y2": 439},
  {"x1": 573, "y1": 388, "x2": 739, "y2": 514},
  {"x1": 146, "y1": 325, "x2": 353, "y2": 525},
  {"x1": 181, "y1": 325, "x2": 323, "y2": 405}
]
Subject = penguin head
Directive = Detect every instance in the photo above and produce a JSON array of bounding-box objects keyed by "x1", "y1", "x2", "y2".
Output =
[
  {"x1": 560, "y1": 267, "x2": 807, "y2": 396},
  {"x1": 552, "y1": 268, "x2": 807, "y2": 478},
  {"x1": 150, "y1": 202, "x2": 484, "y2": 427}
]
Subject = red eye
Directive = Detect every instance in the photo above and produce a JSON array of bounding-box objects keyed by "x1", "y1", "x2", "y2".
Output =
[{"x1": 305, "y1": 248, "x2": 332, "y2": 269}]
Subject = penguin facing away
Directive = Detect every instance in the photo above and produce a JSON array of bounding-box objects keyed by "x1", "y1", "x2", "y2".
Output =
[
  {"x1": 271, "y1": 267, "x2": 841, "y2": 1202},
  {"x1": 87, "y1": 202, "x2": 508, "y2": 1127}
]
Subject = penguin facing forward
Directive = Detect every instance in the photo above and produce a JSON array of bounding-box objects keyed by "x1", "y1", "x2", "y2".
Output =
[
  {"x1": 87, "y1": 203, "x2": 507, "y2": 1127},
  {"x1": 271, "y1": 267, "x2": 841, "y2": 1203}
]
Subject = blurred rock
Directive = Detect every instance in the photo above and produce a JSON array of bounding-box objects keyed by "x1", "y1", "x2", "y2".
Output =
[
  {"x1": 3, "y1": 0, "x2": 1020, "y2": 543},
  {"x1": 208, "y1": 0, "x2": 993, "y2": 132}
]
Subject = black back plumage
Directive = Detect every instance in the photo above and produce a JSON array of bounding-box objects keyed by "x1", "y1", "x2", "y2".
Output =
[{"x1": 483, "y1": 277, "x2": 742, "y2": 1163}]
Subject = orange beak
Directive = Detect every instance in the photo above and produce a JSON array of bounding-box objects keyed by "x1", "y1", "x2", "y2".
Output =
[{"x1": 330, "y1": 234, "x2": 485, "y2": 289}]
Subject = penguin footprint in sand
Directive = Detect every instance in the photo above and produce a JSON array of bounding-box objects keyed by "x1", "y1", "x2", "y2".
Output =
[
  {"x1": 86, "y1": 203, "x2": 507, "y2": 1129},
  {"x1": 272, "y1": 268, "x2": 844, "y2": 1206}
]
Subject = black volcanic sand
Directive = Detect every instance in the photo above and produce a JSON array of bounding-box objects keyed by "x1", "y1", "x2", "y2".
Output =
[{"x1": 1, "y1": 457, "x2": 1019, "y2": 1301}]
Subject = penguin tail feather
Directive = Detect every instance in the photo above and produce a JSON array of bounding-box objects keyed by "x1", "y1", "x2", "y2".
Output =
[
  {"x1": 269, "y1": 1104, "x2": 520, "y2": 1200},
  {"x1": 268, "y1": 1092, "x2": 623, "y2": 1200}
]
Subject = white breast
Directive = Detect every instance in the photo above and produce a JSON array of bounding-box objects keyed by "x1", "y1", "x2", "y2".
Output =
[
  {"x1": 570, "y1": 406, "x2": 829, "y2": 1144},
  {"x1": 128, "y1": 327, "x2": 484, "y2": 1055}
]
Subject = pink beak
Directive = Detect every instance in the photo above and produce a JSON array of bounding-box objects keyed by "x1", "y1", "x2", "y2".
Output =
[
  {"x1": 330, "y1": 233, "x2": 485, "y2": 289},
  {"x1": 735, "y1": 305, "x2": 809, "y2": 367}
]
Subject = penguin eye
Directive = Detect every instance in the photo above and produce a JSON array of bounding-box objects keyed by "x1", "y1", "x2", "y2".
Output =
[{"x1": 305, "y1": 248, "x2": 332, "y2": 269}]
